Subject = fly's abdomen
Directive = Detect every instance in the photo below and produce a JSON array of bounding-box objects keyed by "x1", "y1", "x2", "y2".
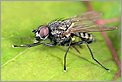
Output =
[{"x1": 80, "y1": 32, "x2": 94, "y2": 44}]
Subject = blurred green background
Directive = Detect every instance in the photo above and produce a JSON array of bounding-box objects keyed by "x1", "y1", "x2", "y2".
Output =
[{"x1": 1, "y1": 1, "x2": 121, "y2": 81}]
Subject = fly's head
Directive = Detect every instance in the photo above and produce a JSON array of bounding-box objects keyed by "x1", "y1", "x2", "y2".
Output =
[{"x1": 32, "y1": 25, "x2": 49, "y2": 41}]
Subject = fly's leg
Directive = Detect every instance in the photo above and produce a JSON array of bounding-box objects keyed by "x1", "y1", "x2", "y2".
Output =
[
  {"x1": 41, "y1": 43, "x2": 55, "y2": 46},
  {"x1": 72, "y1": 46, "x2": 80, "y2": 54},
  {"x1": 70, "y1": 41, "x2": 84, "y2": 46},
  {"x1": 64, "y1": 41, "x2": 72, "y2": 72},
  {"x1": 85, "y1": 42, "x2": 109, "y2": 71},
  {"x1": 13, "y1": 42, "x2": 42, "y2": 47},
  {"x1": 13, "y1": 42, "x2": 55, "y2": 48},
  {"x1": 70, "y1": 40, "x2": 109, "y2": 71}
]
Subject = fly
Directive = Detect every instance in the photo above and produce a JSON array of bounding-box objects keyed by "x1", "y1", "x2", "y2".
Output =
[{"x1": 13, "y1": 11, "x2": 118, "y2": 72}]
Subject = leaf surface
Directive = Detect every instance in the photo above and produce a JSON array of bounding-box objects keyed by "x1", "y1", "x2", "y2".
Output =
[{"x1": 1, "y1": 1, "x2": 120, "y2": 81}]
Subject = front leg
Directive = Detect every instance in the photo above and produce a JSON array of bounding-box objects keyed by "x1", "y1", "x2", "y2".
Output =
[
  {"x1": 42, "y1": 42, "x2": 55, "y2": 47},
  {"x1": 64, "y1": 41, "x2": 72, "y2": 72},
  {"x1": 13, "y1": 42, "x2": 55, "y2": 48}
]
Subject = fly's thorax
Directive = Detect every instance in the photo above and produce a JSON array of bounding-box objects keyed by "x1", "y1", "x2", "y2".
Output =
[
  {"x1": 47, "y1": 20, "x2": 72, "y2": 44},
  {"x1": 48, "y1": 20, "x2": 72, "y2": 32}
]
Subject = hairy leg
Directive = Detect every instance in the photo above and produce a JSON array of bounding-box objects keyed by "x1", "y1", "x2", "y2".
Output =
[{"x1": 13, "y1": 42, "x2": 55, "y2": 48}]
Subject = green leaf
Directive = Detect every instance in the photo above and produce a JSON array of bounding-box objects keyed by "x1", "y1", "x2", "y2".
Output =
[{"x1": 1, "y1": 1, "x2": 120, "y2": 81}]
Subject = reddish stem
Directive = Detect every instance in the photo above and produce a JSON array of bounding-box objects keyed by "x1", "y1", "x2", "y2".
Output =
[
  {"x1": 100, "y1": 31, "x2": 121, "y2": 70},
  {"x1": 97, "y1": 20, "x2": 121, "y2": 80},
  {"x1": 96, "y1": 18, "x2": 120, "y2": 25},
  {"x1": 83, "y1": 1, "x2": 121, "y2": 80},
  {"x1": 83, "y1": 1, "x2": 93, "y2": 11},
  {"x1": 113, "y1": 69, "x2": 121, "y2": 80}
]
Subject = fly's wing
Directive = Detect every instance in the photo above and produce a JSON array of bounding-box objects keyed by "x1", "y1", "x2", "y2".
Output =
[
  {"x1": 68, "y1": 11, "x2": 102, "y2": 22},
  {"x1": 68, "y1": 25, "x2": 118, "y2": 33},
  {"x1": 63, "y1": 11, "x2": 118, "y2": 35}
]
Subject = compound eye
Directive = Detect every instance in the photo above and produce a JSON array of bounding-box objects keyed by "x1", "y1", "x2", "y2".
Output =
[{"x1": 39, "y1": 26, "x2": 49, "y2": 39}]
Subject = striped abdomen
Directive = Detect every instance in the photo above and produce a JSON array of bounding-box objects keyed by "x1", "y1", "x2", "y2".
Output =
[{"x1": 79, "y1": 32, "x2": 94, "y2": 44}]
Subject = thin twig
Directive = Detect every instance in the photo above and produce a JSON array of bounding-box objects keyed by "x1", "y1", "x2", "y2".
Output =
[
  {"x1": 113, "y1": 69, "x2": 121, "y2": 80},
  {"x1": 83, "y1": 1, "x2": 121, "y2": 80},
  {"x1": 83, "y1": 1, "x2": 93, "y2": 11}
]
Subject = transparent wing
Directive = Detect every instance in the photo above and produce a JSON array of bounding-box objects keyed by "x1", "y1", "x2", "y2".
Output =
[
  {"x1": 63, "y1": 25, "x2": 117, "y2": 35},
  {"x1": 63, "y1": 11, "x2": 118, "y2": 34},
  {"x1": 66, "y1": 11, "x2": 102, "y2": 30},
  {"x1": 64, "y1": 12, "x2": 117, "y2": 35},
  {"x1": 68, "y1": 25, "x2": 118, "y2": 33},
  {"x1": 68, "y1": 11, "x2": 102, "y2": 22}
]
